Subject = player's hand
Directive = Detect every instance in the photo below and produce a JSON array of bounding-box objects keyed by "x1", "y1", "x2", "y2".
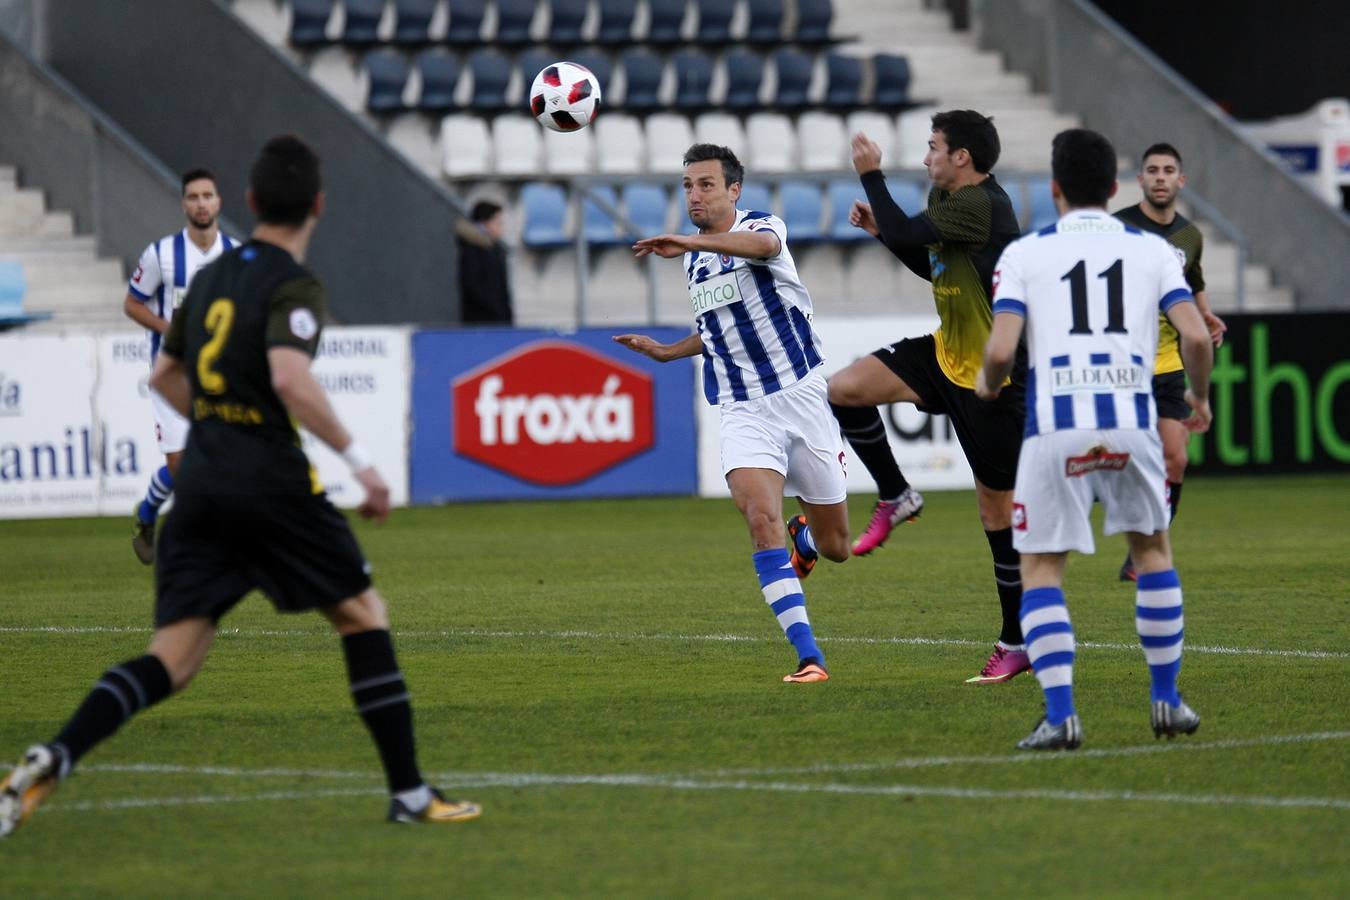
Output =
[
  {"x1": 849, "y1": 200, "x2": 880, "y2": 237},
  {"x1": 974, "y1": 368, "x2": 1001, "y2": 401},
  {"x1": 613, "y1": 334, "x2": 671, "y2": 362},
  {"x1": 851, "y1": 132, "x2": 883, "y2": 175},
  {"x1": 633, "y1": 234, "x2": 693, "y2": 259},
  {"x1": 355, "y1": 467, "x2": 391, "y2": 523},
  {"x1": 1202, "y1": 309, "x2": 1227, "y2": 348},
  {"x1": 1181, "y1": 389, "x2": 1212, "y2": 433}
]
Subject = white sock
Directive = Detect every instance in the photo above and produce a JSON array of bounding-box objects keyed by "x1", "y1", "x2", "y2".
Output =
[{"x1": 394, "y1": 784, "x2": 432, "y2": 811}]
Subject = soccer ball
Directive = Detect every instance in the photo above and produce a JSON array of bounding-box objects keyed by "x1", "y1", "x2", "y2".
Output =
[{"x1": 529, "y1": 61, "x2": 601, "y2": 133}]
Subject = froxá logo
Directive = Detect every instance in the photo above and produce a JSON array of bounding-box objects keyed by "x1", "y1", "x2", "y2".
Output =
[{"x1": 452, "y1": 341, "x2": 655, "y2": 485}]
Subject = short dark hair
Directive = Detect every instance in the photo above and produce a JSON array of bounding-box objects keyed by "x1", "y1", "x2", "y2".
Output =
[
  {"x1": 930, "y1": 110, "x2": 1000, "y2": 173},
  {"x1": 469, "y1": 200, "x2": 503, "y2": 223},
  {"x1": 180, "y1": 168, "x2": 217, "y2": 194},
  {"x1": 249, "y1": 135, "x2": 321, "y2": 226},
  {"x1": 1051, "y1": 128, "x2": 1118, "y2": 207},
  {"x1": 1141, "y1": 142, "x2": 1183, "y2": 169},
  {"x1": 681, "y1": 143, "x2": 744, "y2": 188}
]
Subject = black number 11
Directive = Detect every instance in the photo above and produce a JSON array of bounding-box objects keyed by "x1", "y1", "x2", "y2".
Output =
[{"x1": 1062, "y1": 259, "x2": 1126, "y2": 335}]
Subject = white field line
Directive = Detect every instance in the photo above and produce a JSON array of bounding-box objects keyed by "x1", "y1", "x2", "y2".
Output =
[{"x1": 2, "y1": 624, "x2": 1346, "y2": 660}]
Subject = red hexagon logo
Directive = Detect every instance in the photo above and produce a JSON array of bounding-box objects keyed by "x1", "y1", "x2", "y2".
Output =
[{"x1": 452, "y1": 341, "x2": 655, "y2": 485}]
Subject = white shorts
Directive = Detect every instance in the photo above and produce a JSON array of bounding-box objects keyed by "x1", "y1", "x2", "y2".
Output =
[
  {"x1": 1012, "y1": 429, "x2": 1169, "y2": 555},
  {"x1": 150, "y1": 388, "x2": 190, "y2": 454},
  {"x1": 718, "y1": 369, "x2": 848, "y2": 505}
]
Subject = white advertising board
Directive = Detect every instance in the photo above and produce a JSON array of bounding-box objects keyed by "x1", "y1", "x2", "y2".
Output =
[{"x1": 695, "y1": 315, "x2": 977, "y2": 498}]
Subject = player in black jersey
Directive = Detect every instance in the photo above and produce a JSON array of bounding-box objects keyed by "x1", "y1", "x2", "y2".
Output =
[
  {"x1": 1112, "y1": 143, "x2": 1227, "y2": 582},
  {"x1": 0, "y1": 136, "x2": 479, "y2": 838}
]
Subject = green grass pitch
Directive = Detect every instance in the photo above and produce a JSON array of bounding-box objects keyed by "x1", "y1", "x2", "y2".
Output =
[{"x1": 1, "y1": 474, "x2": 1346, "y2": 897}]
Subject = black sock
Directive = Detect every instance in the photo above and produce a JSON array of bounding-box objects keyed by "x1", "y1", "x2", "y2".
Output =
[
  {"x1": 52, "y1": 655, "x2": 173, "y2": 772},
  {"x1": 1168, "y1": 480, "x2": 1183, "y2": 523},
  {"x1": 985, "y1": 528, "x2": 1024, "y2": 645},
  {"x1": 342, "y1": 629, "x2": 422, "y2": 794},
  {"x1": 829, "y1": 402, "x2": 908, "y2": 499}
]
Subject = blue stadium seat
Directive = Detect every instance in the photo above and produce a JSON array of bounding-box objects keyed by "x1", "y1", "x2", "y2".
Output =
[
  {"x1": 468, "y1": 48, "x2": 513, "y2": 111},
  {"x1": 827, "y1": 178, "x2": 871, "y2": 242},
  {"x1": 873, "y1": 54, "x2": 911, "y2": 109},
  {"x1": 582, "y1": 185, "x2": 624, "y2": 246},
  {"x1": 288, "y1": 0, "x2": 334, "y2": 45},
  {"x1": 521, "y1": 182, "x2": 570, "y2": 248},
  {"x1": 0, "y1": 261, "x2": 47, "y2": 327},
  {"x1": 744, "y1": 0, "x2": 784, "y2": 44},
  {"x1": 392, "y1": 0, "x2": 437, "y2": 43},
  {"x1": 568, "y1": 49, "x2": 612, "y2": 96},
  {"x1": 646, "y1": 0, "x2": 685, "y2": 44},
  {"x1": 825, "y1": 54, "x2": 863, "y2": 109},
  {"x1": 595, "y1": 0, "x2": 635, "y2": 44},
  {"x1": 415, "y1": 49, "x2": 461, "y2": 110},
  {"x1": 547, "y1": 0, "x2": 588, "y2": 44},
  {"x1": 364, "y1": 50, "x2": 411, "y2": 112},
  {"x1": 672, "y1": 49, "x2": 714, "y2": 110},
  {"x1": 772, "y1": 48, "x2": 813, "y2": 108},
  {"x1": 445, "y1": 0, "x2": 487, "y2": 44},
  {"x1": 794, "y1": 0, "x2": 833, "y2": 43},
  {"x1": 619, "y1": 48, "x2": 663, "y2": 112},
  {"x1": 737, "y1": 182, "x2": 773, "y2": 217},
  {"x1": 342, "y1": 0, "x2": 385, "y2": 43},
  {"x1": 693, "y1": 0, "x2": 733, "y2": 43},
  {"x1": 622, "y1": 183, "x2": 668, "y2": 237},
  {"x1": 1025, "y1": 177, "x2": 1058, "y2": 230},
  {"x1": 780, "y1": 181, "x2": 824, "y2": 243},
  {"x1": 495, "y1": 0, "x2": 536, "y2": 45},
  {"x1": 723, "y1": 50, "x2": 763, "y2": 111},
  {"x1": 518, "y1": 47, "x2": 556, "y2": 96}
]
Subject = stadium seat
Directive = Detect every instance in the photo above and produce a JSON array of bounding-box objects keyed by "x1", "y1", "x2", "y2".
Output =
[
  {"x1": 445, "y1": 0, "x2": 487, "y2": 44},
  {"x1": 694, "y1": 112, "x2": 747, "y2": 158},
  {"x1": 415, "y1": 49, "x2": 461, "y2": 111},
  {"x1": 794, "y1": 0, "x2": 833, "y2": 44},
  {"x1": 772, "y1": 48, "x2": 813, "y2": 108},
  {"x1": 885, "y1": 177, "x2": 929, "y2": 215},
  {"x1": 745, "y1": 112, "x2": 796, "y2": 172},
  {"x1": 392, "y1": 0, "x2": 437, "y2": 44},
  {"x1": 1025, "y1": 177, "x2": 1058, "y2": 230},
  {"x1": 646, "y1": 0, "x2": 686, "y2": 44},
  {"x1": 798, "y1": 111, "x2": 847, "y2": 171},
  {"x1": 384, "y1": 112, "x2": 442, "y2": 176},
  {"x1": 622, "y1": 182, "x2": 669, "y2": 236},
  {"x1": 568, "y1": 49, "x2": 612, "y2": 96},
  {"x1": 546, "y1": 0, "x2": 588, "y2": 44},
  {"x1": 521, "y1": 182, "x2": 571, "y2": 248},
  {"x1": 342, "y1": 0, "x2": 386, "y2": 43},
  {"x1": 441, "y1": 113, "x2": 492, "y2": 178},
  {"x1": 693, "y1": 0, "x2": 733, "y2": 43},
  {"x1": 619, "y1": 48, "x2": 664, "y2": 112},
  {"x1": 723, "y1": 50, "x2": 763, "y2": 111},
  {"x1": 581, "y1": 184, "x2": 624, "y2": 246},
  {"x1": 744, "y1": 0, "x2": 784, "y2": 45},
  {"x1": 288, "y1": 0, "x2": 334, "y2": 45},
  {"x1": 872, "y1": 53, "x2": 912, "y2": 110},
  {"x1": 594, "y1": 114, "x2": 644, "y2": 174},
  {"x1": 846, "y1": 111, "x2": 897, "y2": 165},
  {"x1": 780, "y1": 181, "x2": 824, "y2": 243},
  {"x1": 645, "y1": 113, "x2": 694, "y2": 173},
  {"x1": 896, "y1": 105, "x2": 939, "y2": 167},
  {"x1": 541, "y1": 126, "x2": 595, "y2": 174},
  {"x1": 518, "y1": 47, "x2": 556, "y2": 98},
  {"x1": 364, "y1": 50, "x2": 411, "y2": 112},
  {"x1": 595, "y1": 0, "x2": 635, "y2": 44},
  {"x1": 672, "y1": 49, "x2": 714, "y2": 110},
  {"x1": 492, "y1": 114, "x2": 543, "y2": 176},
  {"x1": 468, "y1": 48, "x2": 513, "y2": 111},
  {"x1": 737, "y1": 182, "x2": 773, "y2": 217},
  {"x1": 827, "y1": 178, "x2": 870, "y2": 242},
  {"x1": 0, "y1": 261, "x2": 26, "y2": 318},
  {"x1": 824, "y1": 53, "x2": 864, "y2": 110},
  {"x1": 495, "y1": 0, "x2": 537, "y2": 45}
]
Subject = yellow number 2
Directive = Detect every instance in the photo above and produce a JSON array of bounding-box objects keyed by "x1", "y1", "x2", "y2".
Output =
[{"x1": 197, "y1": 298, "x2": 235, "y2": 395}]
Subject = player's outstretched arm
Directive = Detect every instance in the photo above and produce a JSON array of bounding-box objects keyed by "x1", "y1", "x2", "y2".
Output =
[
  {"x1": 635, "y1": 229, "x2": 779, "y2": 261},
  {"x1": 1166, "y1": 300, "x2": 1214, "y2": 433},
  {"x1": 613, "y1": 332, "x2": 703, "y2": 362}
]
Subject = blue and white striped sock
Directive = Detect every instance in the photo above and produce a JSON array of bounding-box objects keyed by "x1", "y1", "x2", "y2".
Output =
[
  {"x1": 1136, "y1": 569, "x2": 1184, "y2": 706},
  {"x1": 137, "y1": 465, "x2": 174, "y2": 524},
  {"x1": 1020, "y1": 586, "x2": 1076, "y2": 725},
  {"x1": 753, "y1": 548, "x2": 823, "y2": 665}
]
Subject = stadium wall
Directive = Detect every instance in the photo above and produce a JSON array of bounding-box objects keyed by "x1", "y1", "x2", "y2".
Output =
[
  {"x1": 35, "y1": 0, "x2": 467, "y2": 326},
  {"x1": 973, "y1": 0, "x2": 1350, "y2": 311}
]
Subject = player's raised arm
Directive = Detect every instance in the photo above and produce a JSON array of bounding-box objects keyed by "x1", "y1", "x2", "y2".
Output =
[{"x1": 613, "y1": 332, "x2": 703, "y2": 362}]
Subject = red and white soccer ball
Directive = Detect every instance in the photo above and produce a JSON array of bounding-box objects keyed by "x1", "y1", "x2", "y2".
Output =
[{"x1": 530, "y1": 61, "x2": 601, "y2": 133}]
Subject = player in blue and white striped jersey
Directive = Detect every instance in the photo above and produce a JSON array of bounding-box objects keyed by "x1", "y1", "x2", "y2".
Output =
[
  {"x1": 615, "y1": 144, "x2": 850, "y2": 684},
  {"x1": 123, "y1": 168, "x2": 237, "y2": 565},
  {"x1": 976, "y1": 129, "x2": 1214, "y2": 750}
]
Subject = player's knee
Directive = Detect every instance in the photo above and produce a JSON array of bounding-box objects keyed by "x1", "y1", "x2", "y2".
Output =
[
  {"x1": 1164, "y1": 447, "x2": 1188, "y2": 482},
  {"x1": 325, "y1": 589, "x2": 389, "y2": 635}
]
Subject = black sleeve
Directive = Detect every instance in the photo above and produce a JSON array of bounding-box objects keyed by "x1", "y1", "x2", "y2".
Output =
[{"x1": 860, "y1": 170, "x2": 940, "y2": 281}]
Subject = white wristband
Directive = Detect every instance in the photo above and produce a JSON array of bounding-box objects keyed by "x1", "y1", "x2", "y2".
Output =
[{"x1": 341, "y1": 440, "x2": 372, "y2": 472}]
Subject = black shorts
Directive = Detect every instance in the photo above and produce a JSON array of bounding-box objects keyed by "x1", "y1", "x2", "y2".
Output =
[
  {"x1": 1153, "y1": 370, "x2": 1190, "y2": 421},
  {"x1": 873, "y1": 334, "x2": 1025, "y2": 491},
  {"x1": 155, "y1": 490, "x2": 372, "y2": 628}
]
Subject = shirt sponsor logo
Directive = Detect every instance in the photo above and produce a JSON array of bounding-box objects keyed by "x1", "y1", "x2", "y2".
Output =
[
  {"x1": 1051, "y1": 364, "x2": 1143, "y2": 393},
  {"x1": 1065, "y1": 445, "x2": 1130, "y2": 477},
  {"x1": 452, "y1": 341, "x2": 654, "y2": 486},
  {"x1": 690, "y1": 269, "x2": 745, "y2": 316}
]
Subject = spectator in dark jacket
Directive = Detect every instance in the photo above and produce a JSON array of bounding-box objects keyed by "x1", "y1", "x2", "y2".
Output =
[{"x1": 457, "y1": 200, "x2": 514, "y2": 325}]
